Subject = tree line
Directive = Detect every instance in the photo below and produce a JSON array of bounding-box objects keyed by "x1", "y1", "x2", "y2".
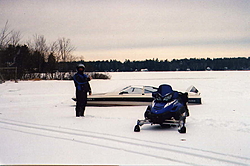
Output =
[
  {"x1": 1, "y1": 44, "x2": 250, "y2": 80},
  {"x1": 1, "y1": 21, "x2": 250, "y2": 81},
  {"x1": 60, "y1": 57, "x2": 250, "y2": 72},
  {"x1": 0, "y1": 21, "x2": 75, "y2": 80}
]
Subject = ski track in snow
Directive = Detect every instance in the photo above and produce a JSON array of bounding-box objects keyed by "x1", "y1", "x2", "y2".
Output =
[{"x1": 0, "y1": 117, "x2": 249, "y2": 165}]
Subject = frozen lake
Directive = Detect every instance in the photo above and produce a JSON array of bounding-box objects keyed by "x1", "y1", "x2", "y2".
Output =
[{"x1": 0, "y1": 71, "x2": 250, "y2": 165}]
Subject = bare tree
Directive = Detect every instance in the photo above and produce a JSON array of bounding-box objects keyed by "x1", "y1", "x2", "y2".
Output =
[
  {"x1": 57, "y1": 37, "x2": 75, "y2": 62},
  {"x1": 0, "y1": 21, "x2": 22, "y2": 49},
  {"x1": 49, "y1": 41, "x2": 58, "y2": 53},
  {"x1": 32, "y1": 34, "x2": 48, "y2": 54},
  {"x1": 76, "y1": 55, "x2": 85, "y2": 61},
  {"x1": 9, "y1": 31, "x2": 22, "y2": 47},
  {"x1": 67, "y1": 54, "x2": 77, "y2": 62},
  {"x1": 29, "y1": 34, "x2": 49, "y2": 72},
  {"x1": 0, "y1": 21, "x2": 13, "y2": 49},
  {"x1": 30, "y1": 35, "x2": 76, "y2": 62}
]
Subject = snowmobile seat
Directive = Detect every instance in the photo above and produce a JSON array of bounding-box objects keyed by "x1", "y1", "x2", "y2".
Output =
[
  {"x1": 172, "y1": 91, "x2": 179, "y2": 99},
  {"x1": 178, "y1": 92, "x2": 188, "y2": 104}
]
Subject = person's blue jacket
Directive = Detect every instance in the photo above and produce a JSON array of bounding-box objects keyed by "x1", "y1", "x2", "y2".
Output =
[{"x1": 73, "y1": 72, "x2": 91, "y2": 92}]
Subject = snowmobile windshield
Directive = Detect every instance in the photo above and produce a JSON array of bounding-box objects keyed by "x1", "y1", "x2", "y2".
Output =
[{"x1": 158, "y1": 84, "x2": 173, "y2": 96}]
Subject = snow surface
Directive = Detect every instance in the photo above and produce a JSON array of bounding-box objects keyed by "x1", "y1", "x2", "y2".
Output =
[{"x1": 0, "y1": 71, "x2": 250, "y2": 165}]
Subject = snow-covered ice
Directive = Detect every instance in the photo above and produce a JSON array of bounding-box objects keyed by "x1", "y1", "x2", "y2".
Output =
[{"x1": 0, "y1": 71, "x2": 250, "y2": 165}]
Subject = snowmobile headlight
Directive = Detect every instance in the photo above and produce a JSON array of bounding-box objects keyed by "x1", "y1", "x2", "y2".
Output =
[
  {"x1": 153, "y1": 93, "x2": 162, "y2": 101},
  {"x1": 155, "y1": 96, "x2": 162, "y2": 101},
  {"x1": 163, "y1": 94, "x2": 172, "y2": 102}
]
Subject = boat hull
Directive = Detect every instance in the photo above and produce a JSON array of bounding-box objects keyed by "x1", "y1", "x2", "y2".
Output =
[
  {"x1": 86, "y1": 96, "x2": 152, "y2": 106},
  {"x1": 72, "y1": 96, "x2": 201, "y2": 106}
]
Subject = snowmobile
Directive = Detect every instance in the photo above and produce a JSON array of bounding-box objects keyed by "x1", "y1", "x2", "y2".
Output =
[{"x1": 134, "y1": 84, "x2": 189, "y2": 133}]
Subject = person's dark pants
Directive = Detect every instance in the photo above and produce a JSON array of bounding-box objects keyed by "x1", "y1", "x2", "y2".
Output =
[{"x1": 76, "y1": 90, "x2": 87, "y2": 117}]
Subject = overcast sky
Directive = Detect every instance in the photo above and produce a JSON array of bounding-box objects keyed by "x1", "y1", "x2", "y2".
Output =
[{"x1": 1, "y1": 0, "x2": 250, "y2": 61}]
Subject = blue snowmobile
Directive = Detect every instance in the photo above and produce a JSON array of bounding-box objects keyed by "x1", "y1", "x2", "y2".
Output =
[{"x1": 134, "y1": 84, "x2": 189, "y2": 133}]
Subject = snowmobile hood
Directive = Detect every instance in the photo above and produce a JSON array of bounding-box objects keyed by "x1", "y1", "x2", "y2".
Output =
[{"x1": 151, "y1": 99, "x2": 183, "y2": 114}]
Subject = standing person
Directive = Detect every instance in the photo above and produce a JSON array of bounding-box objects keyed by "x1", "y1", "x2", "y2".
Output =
[{"x1": 73, "y1": 64, "x2": 92, "y2": 117}]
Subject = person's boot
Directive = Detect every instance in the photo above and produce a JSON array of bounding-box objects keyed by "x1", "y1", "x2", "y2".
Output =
[
  {"x1": 76, "y1": 107, "x2": 81, "y2": 117},
  {"x1": 80, "y1": 107, "x2": 85, "y2": 117},
  {"x1": 76, "y1": 112, "x2": 80, "y2": 117}
]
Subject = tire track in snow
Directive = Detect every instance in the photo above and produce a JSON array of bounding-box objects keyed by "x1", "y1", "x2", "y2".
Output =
[
  {"x1": 1, "y1": 118, "x2": 249, "y2": 161},
  {"x1": 0, "y1": 118, "x2": 249, "y2": 165},
  {"x1": 0, "y1": 121, "x2": 194, "y2": 165},
  {"x1": 1, "y1": 126, "x2": 193, "y2": 165}
]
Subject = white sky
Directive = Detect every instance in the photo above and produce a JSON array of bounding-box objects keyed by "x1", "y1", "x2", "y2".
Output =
[{"x1": 1, "y1": 0, "x2": 250, "y2": 61}]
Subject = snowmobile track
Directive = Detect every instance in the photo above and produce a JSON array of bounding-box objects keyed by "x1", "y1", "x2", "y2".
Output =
[{"x1": 0, "y1": 118, "x2": 249, "y2": 165}]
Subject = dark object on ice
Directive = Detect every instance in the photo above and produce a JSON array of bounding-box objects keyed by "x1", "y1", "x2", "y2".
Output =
[{"x1": 134, "y1": 84, "x2": 189, "y2": 133}]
